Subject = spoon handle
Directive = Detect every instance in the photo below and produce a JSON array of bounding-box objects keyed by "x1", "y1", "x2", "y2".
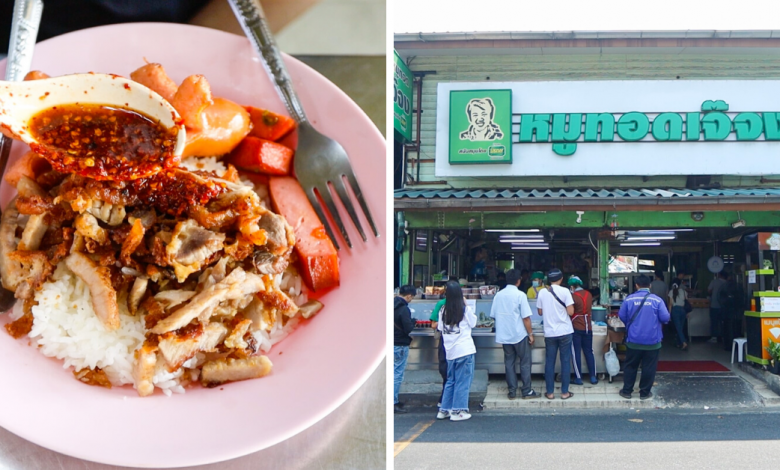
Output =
[
  {"x1": 227, "y1": 0, "x2": 308, "y2": 124},
  {"x1": 0, "y1": 0, "x2": 43, "y2": 180},
  {"x1": 5, "y1": 0, "x2": 43, "y2": 82}
]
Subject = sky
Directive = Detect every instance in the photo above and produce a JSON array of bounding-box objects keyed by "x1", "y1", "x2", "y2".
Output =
[{"x1": 394, "y1": 0, "x2": 780, "y2": 33}]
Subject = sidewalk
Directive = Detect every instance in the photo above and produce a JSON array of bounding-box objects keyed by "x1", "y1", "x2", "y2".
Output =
[{"x1": 483, "y1": 377, "x2": 658, "y2": 409}]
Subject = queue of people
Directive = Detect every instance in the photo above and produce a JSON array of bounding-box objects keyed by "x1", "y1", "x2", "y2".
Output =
[{"x1": 393, "y1": 269, "x2": 740, "y2": 418}]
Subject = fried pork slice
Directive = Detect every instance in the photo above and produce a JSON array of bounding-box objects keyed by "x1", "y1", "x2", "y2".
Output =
[
  {"x1": 8, "y1": 251, "x2": 54, "y2": 299},
  {"x1": 128, "y1": 277, "x2": 148, "y2": 315},
  {"x1": 18, "y1": 214, "x2": 48, "y2": 251},
  {"x1": 74, "y1": 368, "x2": 112, "y2": 388},
  {"x1": 158, "y1": 322, "x2": 228, "y2": 372},
  {"x1": 166, "y1": 219, "x2": 226, "y2": 282},
  {"x1": 242, "y1": 289, "x2": 298, "y2": 331},
  {"x1": 74, "y1": 213, "x2": 108, "y2": 245},
  {"x1": 298, "y1": 300, "x2": 324, "y2": 319},
  {"x1": 155, "y1": 289, "x2": 196, "y2": 310},
  {"x1": 0, "y1": 197, "x2": 23, "y2": 291},
  {"x1": 223, "y1": 318, "x2": 252, "y2": 350},
  {"x1": 65, "y1": 252, "x2": 120, "y2": 330},
  {"x1": 133, "y1": 341, "x2": 158, "y2": 397},
  {"x1": 86, "y1": 200, "x2": 126, "y2": 226},
  {"x1": 252, "y1": 249, "x2": 289, "y2": 275},
  {"x1": 151, "y1": 268, "x2": 265, "y2": 334},
  {"x1": 200, "y1": 356, "x2": 272, "y2": 388},
  {"x1": 257, "y1": 211, "x2": 295, "y2": 256},
  {"x1": 120, "y1": 218, "x2": 145, "y2": 263}
]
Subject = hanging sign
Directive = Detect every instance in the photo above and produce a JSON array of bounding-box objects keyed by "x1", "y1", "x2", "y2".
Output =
[
  {"x1": 435, "y1": 80, "x2": 780, "y2": 176},
  {"x1": 393, "y1": 50, "x2": 413, "y2": 143}
]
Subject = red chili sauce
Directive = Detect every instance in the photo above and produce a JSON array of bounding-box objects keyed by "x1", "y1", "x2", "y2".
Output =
[{"x1": 28, "y1": 104, "x2": 179, "y2": 181}]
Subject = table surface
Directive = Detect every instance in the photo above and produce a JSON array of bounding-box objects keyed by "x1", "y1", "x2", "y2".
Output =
[{"x1": 0, "y1": 54, "x2": 387, "y2": 470}]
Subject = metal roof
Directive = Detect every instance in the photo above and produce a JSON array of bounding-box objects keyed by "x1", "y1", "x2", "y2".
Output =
[
  {"x1": 395, "y1": 188, "x2": 780, "y2": 199},
  {"x1": 394, "y1": 187, "x2": 780, "y2": 210},
  {"x1": 395, "y1": 31, "x2": 780, "y2": 41}
]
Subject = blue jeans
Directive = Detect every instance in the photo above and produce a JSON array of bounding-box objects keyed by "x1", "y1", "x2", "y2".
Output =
[
  {"x1": 572, "y1": 329, "x2": 596, "y2": 382},
  {"x1": 545, "y1": 333, "x2": 573, "y2": 395},
  {"x1": 393, "y1": 345, "x2": 409, "y2": 405},
  {"x1": 671, "y1": 306, "x2": 687, "y2": 346},
  {"x1": 440, "y1": 353, "x2": 475, "y2": 413}
]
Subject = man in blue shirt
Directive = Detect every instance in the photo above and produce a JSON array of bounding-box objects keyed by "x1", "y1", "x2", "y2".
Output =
[
  {"x1": 490, "y1": 269, "x2": 539, "y2": 400},
  {"x1": 617, "y1": 275, "x2": 671, "y2": 400}
]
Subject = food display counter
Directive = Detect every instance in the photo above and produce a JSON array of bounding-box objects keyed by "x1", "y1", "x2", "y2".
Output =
[{"x1": 406, "y1": 300, "x2": 606, "y2": 375}]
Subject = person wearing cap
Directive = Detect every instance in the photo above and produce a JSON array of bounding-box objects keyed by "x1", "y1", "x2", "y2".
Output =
[
  {"x1": 536, "y1": 268, "x2": 575, "y2": 400},
  {"x1": 618, "y1": 274, "x2": 670, "y2": 400},
  {"x1": 526, "y1": 271, "x2": 546, "y2": 300},
  {"x1": 568, "y1": 275, "x2": 597, "y2": 385}
]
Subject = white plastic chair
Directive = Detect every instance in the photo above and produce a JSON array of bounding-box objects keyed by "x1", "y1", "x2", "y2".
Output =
[{"x1": 731, "y1": 338, "x2": 748, "y2": 363}]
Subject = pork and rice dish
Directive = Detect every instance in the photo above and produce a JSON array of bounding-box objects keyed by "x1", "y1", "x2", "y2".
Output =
[{"x1": 1, "y1": 64, "x2": 333, "y2": 396}]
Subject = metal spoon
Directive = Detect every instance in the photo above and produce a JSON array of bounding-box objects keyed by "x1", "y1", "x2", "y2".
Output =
[
  {"x1": 0, "y1": 73, "x2": 186, "y2": 156},
  {"x1": 0, "y1": 0, "x2": 42, "y2": 311}
]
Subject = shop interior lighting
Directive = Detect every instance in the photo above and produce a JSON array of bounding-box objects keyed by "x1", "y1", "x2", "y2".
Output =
[
  {"x1": 637, "y1": 229, "x2": 694, "y2": 232},
  {"x1": 620, "y1": 242, "x2": 662, "y2": 247},
  {"x1": 485, "y1": 229, "x2": 540, "y2": 233},
  {"x1": 511, "y1": 246, "x2": 550, "y2": 250},
  {"x1": 499, "y1": 235, "x2": 546, "y2": 242}
]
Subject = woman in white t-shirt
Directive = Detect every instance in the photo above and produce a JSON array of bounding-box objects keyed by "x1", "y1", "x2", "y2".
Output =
[
  {"x1": 437, "y1": 280, "x2": 477, "y2": 422},
  {"x1": 668, "y1": 283, "x2": 689, "y2": 351}
]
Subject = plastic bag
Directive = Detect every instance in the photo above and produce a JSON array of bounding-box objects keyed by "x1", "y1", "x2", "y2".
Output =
[{"x1": 605, "y1": 346, "x2": 620, "y2": 377}]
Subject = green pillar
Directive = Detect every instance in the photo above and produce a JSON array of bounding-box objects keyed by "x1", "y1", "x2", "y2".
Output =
[
  {"x1": 599, "y1": 238, "x2": 610, "y2": 307},
  {"x1": 401, "y1": 236, "x2": 411, "y2": 286}
]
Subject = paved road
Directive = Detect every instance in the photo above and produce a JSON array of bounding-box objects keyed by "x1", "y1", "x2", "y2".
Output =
[{"x1": 395, "y1": 408, "x2": 780, "y2": 469}]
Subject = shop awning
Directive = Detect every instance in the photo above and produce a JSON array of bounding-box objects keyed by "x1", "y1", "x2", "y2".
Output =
[{"x1": 394, "y1": 187, "x2": 780, "y2": 211}]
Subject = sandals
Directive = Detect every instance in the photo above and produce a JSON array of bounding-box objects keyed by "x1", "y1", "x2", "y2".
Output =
[{"x1": 545, "y1": 392, "x2": 575, "y2": 400}]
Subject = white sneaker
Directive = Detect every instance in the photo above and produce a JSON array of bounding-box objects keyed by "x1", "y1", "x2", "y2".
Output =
[
  {"x1": 436, "y1": 410, "x2": 450, "y2": 420},
  {"x1": 449, "y1": 411, "x2": 472, "y2": 421},
  {"x1": 708, "y1": 337, "x2": 718, "y2": 343}
]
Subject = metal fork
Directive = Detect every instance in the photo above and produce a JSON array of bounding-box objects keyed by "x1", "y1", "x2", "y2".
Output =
[{"x1": 228, "y1": 0, "x2": 379, "y2": 250}]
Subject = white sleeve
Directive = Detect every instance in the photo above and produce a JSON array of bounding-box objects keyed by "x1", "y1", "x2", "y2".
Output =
[
  {"x1": 437, "y1": 318, "x2": 443, "y2": 331},
  {"x1": 519, "y1": 294, "x2": 532, "y2": 319},
  {"x1": 489, "y1": 298, "x2": 497, "y2": 319},
  {"x1": 466, "y1": 306, "x2": 477, "y2": 328},
  {"x1": 563, "y1": 289, "x2": 574, "y2": 307}
]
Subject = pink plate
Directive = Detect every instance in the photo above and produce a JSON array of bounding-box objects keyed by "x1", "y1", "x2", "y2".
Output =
[{"x1": 0, "y1": 23, "x2": 385, "y2": 467}]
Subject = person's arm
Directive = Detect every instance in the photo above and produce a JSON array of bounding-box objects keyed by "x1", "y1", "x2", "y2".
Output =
[
  {"x1": 431, "y1": 321, "x2": 438, "y2": 330},
  {"x1": 401, "y1": 306, "x2": 415, "y2": 336},
  {"x1": 658, "y1": 299, "x2": 671, "y2": 324},
  {"x1": 523, "y1": 317, "x2": 534, "y2": 345},
  {"x1": 466, "y1": 306, "x2": 477, "y2": 328},
  {"x1": 617, "y1": 300, "x2": 628, "y2": 324},
  {"x1": 564, "y1": 289, "x2": 575, "y2": 317}
]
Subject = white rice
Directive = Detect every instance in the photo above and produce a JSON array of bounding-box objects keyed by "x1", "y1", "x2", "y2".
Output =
[
  {"x1": 11, "y1": 242, "x2": 308, "y2": 395},
  {"x1": 12, "y1": 264, "x2": 145, "y2": 386},
  {"x1": 179, "y1": 156, "x2": 227, "y2": 176}
]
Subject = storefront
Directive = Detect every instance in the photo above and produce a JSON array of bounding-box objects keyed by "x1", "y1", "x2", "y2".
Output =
[{"x1": 394, "y1": 31, "x2": 780, "y2": 375}]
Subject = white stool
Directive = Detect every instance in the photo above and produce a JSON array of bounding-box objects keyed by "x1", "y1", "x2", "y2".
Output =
[{"x1": 731, "y1": 338, "x2": 748, "y2": 363}]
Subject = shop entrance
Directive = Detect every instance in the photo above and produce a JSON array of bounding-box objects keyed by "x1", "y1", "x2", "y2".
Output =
[{"x1": 405, "y1": 223, "x2": 777, "y2": 375}]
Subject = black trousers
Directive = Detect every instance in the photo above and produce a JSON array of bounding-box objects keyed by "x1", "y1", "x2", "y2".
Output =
[
  {"x1": 438, "y1": 336, "x2": 448, "y2": 403},
  {"x1": 621, "y1": 347, "x2": 660, "y2": 397}
]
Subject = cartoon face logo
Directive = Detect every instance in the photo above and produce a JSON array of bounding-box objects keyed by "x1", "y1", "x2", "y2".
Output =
[
  {"x1": 768, "y1": 234, "x2": 780, "y2": 251},
  {"x1": 459, "y1": 98, "x2": 504, "y2": 142}
]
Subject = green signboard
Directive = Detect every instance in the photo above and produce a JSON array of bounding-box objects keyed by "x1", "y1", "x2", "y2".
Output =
[
  {"x1": 448, "y1": 89, "x2": 512, "y2": 164},
  {"x1": 393, "y1": 51, "x2": 413, "y2": 143}
]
